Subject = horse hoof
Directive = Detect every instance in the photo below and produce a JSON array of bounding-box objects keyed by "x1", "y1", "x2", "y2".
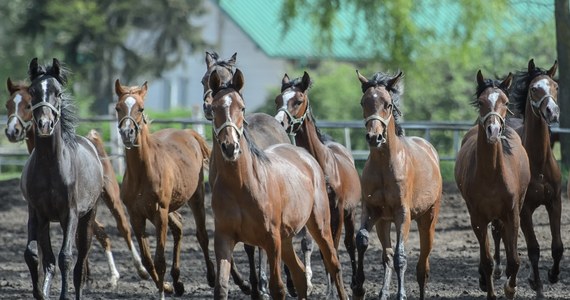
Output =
[
  {"x1": 527, "y1": 277, "x2": 541, "y2": 292},
  {"x1": 163, "y1": 282, "x2": 174, "y2": 294},
  {"x1": 352, "y1": 285, "x2": 366, "y2": 300},
  {"x1": 503, "y1": 281, "x2": 516, "y2": 299},
  {"x1": 173, "y1": 281, "x2": 184, "y2": 296},
  {"x1": 479, "y1": 276, "x2": 488, "y2": 292},
  {"x1": 237, "y1": 281, "x2": 252, "y2": 296},
  {"x1": 286, "y1": 282, "x2": 297, "y2": 298},
  {"x1": 137, "y1": 267, "x2": 150, "y2": 280},
  {"x1": 493, "y1": 266, "x2": 503, "y2": 279},
  {"x1": 548, "y1": 269, "x2": 560, "y2": 284},
  {"x1": 307, "y1": 281, "x2": 314, "y2": 296}
]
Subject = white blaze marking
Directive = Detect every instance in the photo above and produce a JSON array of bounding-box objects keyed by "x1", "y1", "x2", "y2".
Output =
[
  {"x1": 124, "y1": 96, "x2": 136, "y2": 127},
  {"x1": 7, "y1": 94, "x2": 23, "y2": 129},
  {"x1": 533, "y1": 78, "x2": 551, "y2": 94},
  {"x1": 488, "y1": 92, "x2": 500, "y2": 108},
  {"x1": 41, "y1": 80, "x2": 49, "y2": 103}
]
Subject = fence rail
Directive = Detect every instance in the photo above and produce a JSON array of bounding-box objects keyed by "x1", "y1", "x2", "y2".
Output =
[{"x1": 1, "y1": 116, "x2": 569, "y2": 174}]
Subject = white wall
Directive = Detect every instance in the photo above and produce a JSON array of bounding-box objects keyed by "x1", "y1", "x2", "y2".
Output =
[{"x1": 144, "y1": 0, "x2": 288, "y2": 115}]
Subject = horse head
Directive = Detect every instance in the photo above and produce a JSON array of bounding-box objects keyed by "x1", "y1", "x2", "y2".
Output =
[
  {"x1": 209, "y1": 68, "x2": 245, "y2": 161},
  {"x1": 28, "y1": 58, "x2": 66, "y2": 137},
  {"x1": 114, "y1": 79, "x2": 148, "y2": 149},
  {"x1": 475, "y1": 70, "x2": 513, "y2": 144},
  {"x1": 5, "y1": 78, "x2": 33, "y2": 142},
  {"x1": 274, "y1": 71, "x2": 311, "y2": 135},
  {"x1": 526, "y1": 59, "x2": 559, "y2": 124},
  {"x1": 201, "y1": 52, "x2": 237, "y2": 120},
  {"x1": 356, "y1": 70, "x2": 404, "y2": 148}
]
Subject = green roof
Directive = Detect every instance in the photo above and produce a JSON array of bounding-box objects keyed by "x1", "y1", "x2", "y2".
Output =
[{"x1": 217, "y1": 0, "x2": 554, "y2": 61}]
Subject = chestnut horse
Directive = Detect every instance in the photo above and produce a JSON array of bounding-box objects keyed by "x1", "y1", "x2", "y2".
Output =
[
  {"x1": 275, "y1": 72, "x2": 361, "y2": 293},
  {"x1": 209, "y1": 68, "x2": 347, "y2": 300},
  {"x1": 498, "y1": 59, "x2": 562, "y2": 297},
  {"x1": 114, "y1": 79, "x2": 214, "y2": 299},
  {"x1": 4, "y1": 79, "x2": 149, "y2": 286},
  {"x1": 353, "y1": 70, "x2": 442, "y2": 300},
  {"x1": 21, "y1": 58, "x2": 104, "y2": 300},
  {"x1": 202, "y1": 51, "x2": 292, "y2": 298},
  {"x1": 455, "y1": 71, "x2": 530, "y2": 299}
]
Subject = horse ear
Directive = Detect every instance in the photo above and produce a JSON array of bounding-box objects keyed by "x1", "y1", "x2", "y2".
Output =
[
  {"x1": 547, "y1": 60, "x2": 558, "y2": 78},
  {"x1": 528, "y1": 58, "x2": 536, "y2": 73},
  {"x1": 387, "y1": 71, "x2": 404, "y2": 90},
  {"x1": 300, "y1": 71, "x2": 311, "y2": 92},
  {"x1": 140, "y1": 81, "x2": 148, "y2": 98},
  {"x1": 356, "y1": 70, "x2": 368, "y2": 86},
  {"x1": 282, "y1": 73, "x2": 290, "y2": 85},
  {"x1": 115, "y1": 79, "x2": 127, "y2": 97},
  {"x1": 476, "y1": 70, "x2": 485, "y2": 86},
  {"x1": 205, "y1": 52, "x2": 215, "y2": 68},
  {"x1": 28, "y1": 57, "x2": 44, "y2": 81},
  {"x1": 233, "y1": 69, "x2": 245, "y2": 93},
  {"x1": 51, "y1": 58, "x2": 61, "y2": 76},
  {"x1": 500, "y1": 72, "x2": 513, "y2": 90},
  {"x1": 209, "y1": 69, "x2": 222, "y2": 93},
  {"x1": 7, "y1": 78, "x2": 16, "y2": 94},
  {"x1": 228, "y1": 52, "x2": 237, "y2": 66}
]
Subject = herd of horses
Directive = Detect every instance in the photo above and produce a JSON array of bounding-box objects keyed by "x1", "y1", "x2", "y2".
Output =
[{"x1": 2, "y1": 54, "x2": 565, "y2": 300}]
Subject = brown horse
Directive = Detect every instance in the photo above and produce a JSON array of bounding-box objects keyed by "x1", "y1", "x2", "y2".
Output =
[
  {"x1": 209, "y1": 68, "x2": 347, "y2": 300},
  {"x1": 114, "y1": 79, "x2": 214, "y2": 299},
  {"x1": 499, "y1": 59, "x2": 562, "y2": 297},
  {"x1": 4, "y1": 78, "x2": 148, "y2": 287},
  {"x1": 353, "y1": 70, "x2": 442, "y2": 300},
  {"x1": 455, "y1": 71, "x2": 530, "y2": 299},
  {"x1": 202, "y1": 51, "x2": 292, "y2": 298},
  {"x1": 275, "y1": 72, "x2": 361, "y2": 293}
]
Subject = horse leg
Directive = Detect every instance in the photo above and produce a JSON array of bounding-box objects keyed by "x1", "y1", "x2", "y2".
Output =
[
  {"x1": 58, "y1": 211, "x2": 79, "y2": 300},
  {"x1": 280, "y1": 237, "x2": 307, "y2": 299},
  {"x1": 24, "y1": 206, "x2": 41, "y2": 299},
  {"x1": 323, "y1": 201, "x2": 344, "y2": 298},
  {"x1": 343, "y1": 208, "x2": 357, "y2": 289},
  {"x1": 130, "y1": 214, "x2": 160, "y2": 291},
  {"x1": 519, "y1": 205, "x2": 543, "y2": 295},
  {"x1": 471, "y1": 220, "x2": 495, "y2": 299},
  {"x1": 243, "y1": 244, "x2": 262, "y2": 299},
  {"x1": 376, "y1": 220, "x2": 394, "y2": 300},
  {"x1": 214, "y1": 232, "x2": 236, "y2": 299},
  {"x1": 546, "y1": 194, "x2": 564, "y2": 284},
  {"x1": 491, "y1": 220, "x2": 503, "y2": 279},
  {"x1": 265, "y1": 241, "x2": 287, "y2": 300},
  {"x1": 167, "y1": 211, "x2": 185, "y2": 296},
  {"x1": 152, "y1": 207, "x2": 170, "y2": 299},
  {"x1": 37, "y1": 218, "x2": 55, "y2": 299},
  {"x1": 416, "y1": 205, "x2": 439, "y2": 300},
  {"x1": 74, "y1": 207, "x2": 97, "y2": 300},
  {"x1": 300, "y1": 226, "x2": 313, "y2": 296},
  {"x1": 101, "y1": 188, "x2": 148, "y2": 280},
  {"x1": 92, "y1": 218, "x2": 119, "y2": 288},
  {"x1": 188, "y1": 191, "x2": 216, "y2": 287},
  {"x1": 352, "y1": 205, "x2": 378, "y2": 300},
  {"x1": 305, "y1": 212, "x2": 347, "y2": 300},
  {"x1": 501, "y1": 214, "x2": 521, "y2": 300}
]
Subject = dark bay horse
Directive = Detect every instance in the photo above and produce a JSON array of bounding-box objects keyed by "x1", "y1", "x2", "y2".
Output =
[
  {"x1": 353, "y1": 70, "x2": 442, "y2": 300},
  {"x1": 114, "y1": 79, "x2": 214, "y2": 299},
  {"x1": 202, "y1": 51, "x2": 291, "y2": 298},
  {"x1": 4, "y1": 78, "x2": 149, "y2": 286},
  {"x1": 21, "y1": 58, "x2": 104, "y2": 299},
  {"x1": 209, "y1": 68, "x2": 347, "y2": 300},
  {"x1": 455, "y1": 71, "x2": 530, "y2": 299},
  {"x1": 500, "y1": 59, "x2": 562, "y2": 297},
  {"x1": 275, "y1": 72, "x2": 361, "y2": 292}
]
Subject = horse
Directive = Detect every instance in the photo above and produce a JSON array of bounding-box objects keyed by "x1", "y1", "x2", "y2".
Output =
[
  {"x1": 496, "y1": 58, "x2": 562, "y2": 297},
  {"x1": 202, "y1": 51, "x2": 292, "y2": 298},
  {"x1": 455, "y1": 70, "x2": 530, "y2": 299},
  {"x1": 209, "y1": 68, "x2": 347, "y2": 300},
  {"x1": 353, "y1": 70, "x2": 442, "y2": 300},
  {"x1": 274, "y1": 72, "x2": 362, "y2": 293},
  {"x1": 114, "y1": 79, "x2": 214, "y2": 299},
  {"x1": 20, "y1": 57, "x2": 104, "y2": 299},
  {"x1": 4, "y1": 78, "x2": 149, "y2": 287}
]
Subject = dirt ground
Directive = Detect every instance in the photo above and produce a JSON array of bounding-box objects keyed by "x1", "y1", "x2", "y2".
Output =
[{"x1": 1, "y1": 178, "x2": 570, "y2": 299}]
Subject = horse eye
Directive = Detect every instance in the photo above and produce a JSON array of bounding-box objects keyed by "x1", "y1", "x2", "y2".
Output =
[
  {"x1": 531, "y1": 87, "x2": 537, "y2": 93},
  {"x1": 56, "y1": 92, "x2": 63, "y2": 98},
  {"x1": 138, "y1": 108, "x2": 144, "y2": 112},
  {"x1": 294, "y1": 100, "x2": 302, "y2": 107}
]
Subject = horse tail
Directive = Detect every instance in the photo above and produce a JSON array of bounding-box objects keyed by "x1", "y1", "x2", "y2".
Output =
[{"x1": 190, "y1": 130, "x2": 211, "y2": 170}]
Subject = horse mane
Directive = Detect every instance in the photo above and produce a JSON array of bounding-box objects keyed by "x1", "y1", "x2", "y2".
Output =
[
  {"x1": 305, "y1": 109, "x2": 333, "y2": 143},
  {"x1": 510, "y1": 66, "x2": 550, "y2": 116},
  {"x1": 471, "y1": 78, "x2": 509, "y2": 108},
  {"x1": 366, "y1": 72, "x2": 405, "y2": 136},
  {"x1": 30, "y1": 61, "x2": 77, "y2": 148}
]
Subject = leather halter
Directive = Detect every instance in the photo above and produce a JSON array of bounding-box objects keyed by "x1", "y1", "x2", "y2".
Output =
[
  {"x1": 31, "y1": 100, "x2": 61, "y2": 135},
  {"x1": 364, "y1": 105, "x2": 393, "y2": 144},
  {"x1": 529, "y1": 93, "x2": 555, "y2": 120},
  {"x1": 277, "y1": 101, "x2": 310, "y2": 145}
]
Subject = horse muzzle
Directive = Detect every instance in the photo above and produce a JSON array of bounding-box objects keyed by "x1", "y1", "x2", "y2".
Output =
[
  {"x1": 220, "y1": 141, "x2": 241, "y2": 161},
  {"x1": 544, "y1": 102, "x2": 560, "y2": 124},
  {"x1": 119, "y1": 127, "x2": 138, "y2": 148},
  {"x1": 5, "y1": 125, "x2": 25, "y2": 142},
  {"x1": 486, "y1": 123, "x2": 502, "y2": 144},
  {"x1": 36, "y1": 117, "x2": 55, "y2": 137},
  {"x1": 365, "y1": 132, "x2": 386, "y2": 148}
]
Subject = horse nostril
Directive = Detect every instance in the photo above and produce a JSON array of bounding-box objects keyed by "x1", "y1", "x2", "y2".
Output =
[
  {"x1": 129, "y1": 128, "x2": 135, "y2": 135},
  {"x1": 365, "y1": 133, "x2": 372, "y2": 142},
  {"x1": 14, "y1": 128, "x2": 19, "y2": 135}
]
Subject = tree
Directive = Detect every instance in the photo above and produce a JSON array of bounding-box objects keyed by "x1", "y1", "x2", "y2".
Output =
[
  {"x1": 555, "y1": 0, "x2": 570, "y2": 169},
  {"x1": 0, "y1": 0, "x2": 207, "y2": 114}
]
